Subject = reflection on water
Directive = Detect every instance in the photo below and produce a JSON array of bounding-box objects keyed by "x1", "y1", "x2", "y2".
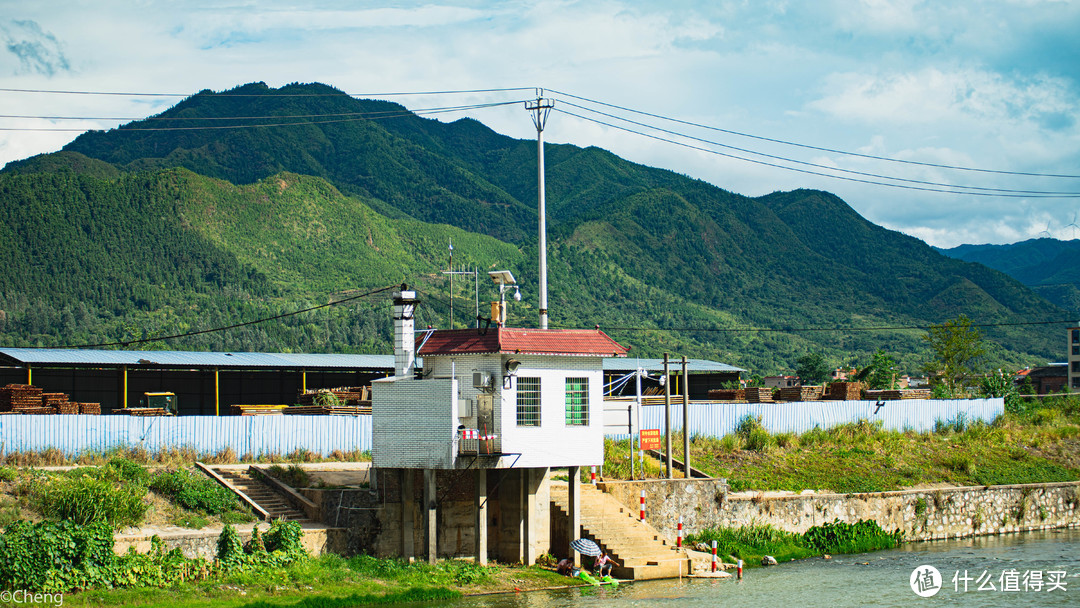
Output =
[{"x1": 437, "y1": 528, "x2": 1080, "y2": 608}]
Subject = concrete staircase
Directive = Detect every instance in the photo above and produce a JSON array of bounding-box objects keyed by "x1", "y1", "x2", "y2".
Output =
[
  {"x1": 551, "y1": 483, "x2": 690, "y2": 580},
  {"x1": 200, "y1": 465, "x2": 312, "y2": 523}
]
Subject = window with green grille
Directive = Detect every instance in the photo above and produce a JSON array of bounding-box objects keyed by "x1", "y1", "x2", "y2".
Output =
[
  {"x1": 565, "y1": 377, "x2": 589, "y2": 426},
  {"x1": 517, "y1": 377, "x2": 541, "y2": 426}
]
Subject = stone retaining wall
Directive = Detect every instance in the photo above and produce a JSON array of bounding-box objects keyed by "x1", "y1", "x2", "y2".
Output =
[{"x1": 598, "y1": 479, "x2": 1080, "y2": 542}]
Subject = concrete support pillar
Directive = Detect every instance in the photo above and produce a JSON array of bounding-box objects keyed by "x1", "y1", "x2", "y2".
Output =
[
  {"x1": 476, "y1": 470, "x2": 488, "y2": 565},
  {"x1": 424, "y1": 469, "x2": 437, "y2": 564},
  {"x1": 521, "y1": 468, "x2": 535, "y2": 565},
  {"x1": 401, "y1": 469, "x2": 415, "y2": 559},
  {"x1": 568, "y1": 465, "x2": 581, "y2": 567}
]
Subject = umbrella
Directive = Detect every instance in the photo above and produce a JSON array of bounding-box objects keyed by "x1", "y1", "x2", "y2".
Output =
[{"x1": 570, "y1": 538, "x2": 602, "y2": 557}]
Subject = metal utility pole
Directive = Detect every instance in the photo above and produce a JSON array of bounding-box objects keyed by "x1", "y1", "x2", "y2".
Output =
[
  {"x1": 448, "y1": 238, "x2": 453, "y2": 328},
  {"x1": 682, "y1": 356, "x2": 690, "y2": 479},
  {"x1": 664, "y1": 353, "x2": 672, "y2": 479},
  {"x1": 526, "y1": 91, "x2": 554, "y2": 329}
]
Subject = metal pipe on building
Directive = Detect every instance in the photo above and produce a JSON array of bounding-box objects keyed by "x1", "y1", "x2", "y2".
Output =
[
  {"x1": 664, "y1": 353, "x2": 672, "y2": 479},
  {"x1": 682, "y1": 356, "x2": 690, "y2": 479}
]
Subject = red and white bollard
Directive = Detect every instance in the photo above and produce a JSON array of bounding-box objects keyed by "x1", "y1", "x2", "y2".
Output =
[
  {"x1": 676, "y1": 516, "x2": 683, "y2": 548},
  {"x1": 711, "y1": 540, "x2": 718, "y2": 572},
  {"x1": 639, "y1": 490, "x2": 646, "y2": 522},
  {"x1": 590, "y1": 466, "x2": 597, "y2": 485},
  {"x1": 737, "y1": 559, "x2": 743, "y2": 580}
]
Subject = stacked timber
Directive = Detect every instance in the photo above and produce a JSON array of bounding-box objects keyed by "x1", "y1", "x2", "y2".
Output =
[
  {"x1": 824, "y1": 382, "x2": 865, "y2": 401},
  {"x1": 78, "y1": 403, "x2": 101, "y2": 415},
  {"x1": 115, "y1": 407, "x2": 169, "y2": 417},
  {"x1": 297, "y1": 386, "x2": 371, "y2": 406},
  {"x1": 707, "y1": 388, "x2": 745, "y2": 401},
  {"x1": 744, "y1": 387, "x2": 775, "y2": 403},
  {"x1": 283, "y1": 404, "x2": 370, "y2": 416},
  {"x1": 231, "y1": 404, "x2": 286, "y2": 416},
  {"x1": 864, "y1": 389, "x2": 933, "y2": 400},
  {"x1": 0, "y1": 384, "x2": 44, "y2": 412},
  {"x1": 776, "y1": 386, "x2": 824, "y2": 402}
]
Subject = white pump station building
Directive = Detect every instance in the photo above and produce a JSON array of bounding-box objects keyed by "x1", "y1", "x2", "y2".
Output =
[{"x1": 371, "y1": 287, "x2": 628, "y2": 564}]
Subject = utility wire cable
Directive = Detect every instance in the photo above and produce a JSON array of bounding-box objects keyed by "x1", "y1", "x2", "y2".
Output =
[
  {"x1": 556, "y1": 99, "x2": 1080, "y2": 197},
  {"x1": 0, "y1": 101, "x2": 525, "y2": 132},
  {"x1": 557, "y1": 108, "x2": 1080, "y2": 199},
  {"x1": 51, "y1": 285, "x2": 398, "y2": 349},
  {"x1": 0, "y1": 86, "x2": 535, "y2": 98},
  {"x1": 568, "y1": 317, "x2": 1079, "y2": 334},
  {"x1": 548, "y1": 88, "x2": 1080, "y2": 180}
]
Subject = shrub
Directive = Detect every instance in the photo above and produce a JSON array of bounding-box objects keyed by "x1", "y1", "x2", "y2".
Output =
[
  {"x1": 266, "y1": 464, "x2": 311, "y2": 488},
  {"x1": 32, "y1": 475, "x2": 148, "y2": 529},
  {"x1": 802, "y1": 519, "x2": 902, "y2": 554},
  {"x1": 150, "y1": 469, "x2": 239, "y2": 514}
]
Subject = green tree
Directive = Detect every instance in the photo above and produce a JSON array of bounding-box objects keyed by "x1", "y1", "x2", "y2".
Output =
[
  {"x1": 795, "y1": 352, "x2": 831, "y2": 385},
  {"x1": 858, "y1": 349, "x2": 899, "y2": 389},
  {"x1": 922, "y1": 315, "x2": 985, "y2": 396}
]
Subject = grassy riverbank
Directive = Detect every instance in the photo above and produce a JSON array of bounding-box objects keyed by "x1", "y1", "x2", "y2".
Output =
[
  {"x1": 64, "y1": 556, "x2": 574, "y2": 608},
  {"x1": 686, "y1": 519, "x2": 903, "y2": 567},
  {"x1": 603, "y1": 395, "x2": 1080, "y2": 492}
]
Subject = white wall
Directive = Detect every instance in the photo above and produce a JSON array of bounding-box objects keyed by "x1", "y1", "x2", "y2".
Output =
[
  {"x1": 371, "y1": 377, "x2": 457, "y2": 469},
  {"x1": 427, "y1": 354, "x2": 605, "y2": 468}
]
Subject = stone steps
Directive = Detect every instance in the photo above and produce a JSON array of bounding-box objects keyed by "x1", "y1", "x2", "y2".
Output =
[
  {"x1": 213, "y1": 469, "x2": 312, "y2": 523},
  {"x1": 551, "y1": 483, "x2": 690, "y2": 580}
]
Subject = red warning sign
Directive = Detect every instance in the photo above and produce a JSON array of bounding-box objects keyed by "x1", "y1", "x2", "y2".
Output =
[{"x1": 640, "y1": 429, "x2": 661, "y2": 450}]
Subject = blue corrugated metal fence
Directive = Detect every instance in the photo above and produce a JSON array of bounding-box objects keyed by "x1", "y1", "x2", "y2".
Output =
[
  {"x1": 607, "y1": 398, "x2": 1004, "y2": 438},
  {"x1": 0, "y1": 415, "x2": 371, "y2": 458}
]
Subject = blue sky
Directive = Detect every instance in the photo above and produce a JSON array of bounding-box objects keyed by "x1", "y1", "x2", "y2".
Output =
[{"x1": 2, "y1": 0, "x2": 1079, "y2": 247}]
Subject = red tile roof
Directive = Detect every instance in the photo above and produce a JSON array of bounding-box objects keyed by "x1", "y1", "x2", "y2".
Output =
[{"x1": 416, "y1": 328, "x2": 628, "y2": 357}]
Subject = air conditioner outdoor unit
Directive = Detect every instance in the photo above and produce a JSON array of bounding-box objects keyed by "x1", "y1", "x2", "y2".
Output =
[{"x1": 472, "y1": 372, "x2": 494, "y2": 391}]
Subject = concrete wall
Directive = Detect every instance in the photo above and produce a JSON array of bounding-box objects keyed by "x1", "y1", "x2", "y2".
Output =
[
  {"x1": 599, "y1": 479, "x2": 1080, "y2": 543},
  {"x1": 114, "y1": 523, "x2": 346, "y2": 560}
]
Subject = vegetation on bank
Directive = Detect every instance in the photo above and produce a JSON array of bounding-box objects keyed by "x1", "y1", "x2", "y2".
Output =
[
  {"x1": 686, "y1": 519, "x2": 903, "y2": 566},
  {"x1": 602, "y1": 394, "x2": 1080, "y2": 492}
]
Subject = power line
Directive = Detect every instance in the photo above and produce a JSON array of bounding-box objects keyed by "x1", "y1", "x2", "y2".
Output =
[
  {"x1": 556, "y1": 99, "x2": 1080, "y2": 197},
  {"x1": 575, "y1": 317, "x2": 1079, "y2": 334},
  {"x1": 0, "y1": 101, "x2": 525, "y2": 133},
  {"x1": 547, "y1": 88, "x2": 1080, "y2": 180},
  {"x1": 0, "y1": 86, "x2": 534, "y2": 98},
  {"x1": 557, "y1": 108, "x2": 1080, "y2": 199},
  {"x1": 50, "y1": 285, "x2": 398, "y2": 349}
]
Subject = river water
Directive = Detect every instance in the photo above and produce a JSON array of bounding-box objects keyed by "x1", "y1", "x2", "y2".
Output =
[{"x1": 440, "y1": 528, "x2": 1080, "y2": 608}]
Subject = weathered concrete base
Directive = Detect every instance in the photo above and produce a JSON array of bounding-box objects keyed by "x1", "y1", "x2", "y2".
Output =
[
  {"x1": 303, "y1": 467, "x2": 551, "y2": 563},
  {"x1": 114, "y1": 522, "x2": 347, "y2": 560},
  {"x1": 599, "y1": 479, "x2": 1080, "y2": 542}
]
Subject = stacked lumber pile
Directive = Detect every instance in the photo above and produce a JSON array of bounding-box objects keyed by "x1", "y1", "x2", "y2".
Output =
[
  {"x1": 0, "y1": 384, "x2": 43, "y2": 412},
  {"x1": 824, "y1": 382, "x2": 865, "y2": 401},
  {"x1": 776, "y1": 386, "x2": 824, "y2": 402},
  {"x1": 0, "y1": 384, "x2": 102, "y2": 415},
  {"x1": 115, "y1": 408, "x2": 169, "y2": 417},
  {"x1": 231, "y1": 404, "x2": 286, "y2": 416},
  {"x1": 864, "y1": 389, "x2": 933, "y2": 400},
  {"x1": 297, "y1": 386, "x2": 371, "y2": 406},
  {"x1": 707, "y1": 388, "x2": 745, "y2": 401},
  {"x1": 284, "y1": 403, "x2": 370, "y2": 415},
  {"x1": 744, "y1": 387, "x2": 775, "y2": 403}
]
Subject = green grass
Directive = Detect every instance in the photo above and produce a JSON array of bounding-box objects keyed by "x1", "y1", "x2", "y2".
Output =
[
  {"x1": 62, "y1": 555, "x2": 573, "y2": 608},
  {"x1": 605, "y1": 398, "x2": 1080, "y2": 492},
  {"x1": 685, "y1": 520, "x2": 903, "y2": 567}
]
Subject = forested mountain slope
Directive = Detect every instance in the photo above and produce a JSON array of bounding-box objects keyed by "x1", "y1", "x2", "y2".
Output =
[{"x1": 0, "y1": 82, "x2": 1067, "y2": 373}]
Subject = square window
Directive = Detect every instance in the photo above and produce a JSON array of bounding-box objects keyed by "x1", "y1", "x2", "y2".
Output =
[
  {"x1": 565, "y1": 377, "x2": 589, "y2": 426},
  {"x1": 516, "y1": 377, "x2": 541, "y2": 427}
]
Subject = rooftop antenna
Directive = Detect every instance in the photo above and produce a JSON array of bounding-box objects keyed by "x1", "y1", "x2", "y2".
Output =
[
  {"x1": 1038, "y1": 220, "x2": 1052, "y2": 239},
  {"x1": 526, "y1": 89, "x2": 555, "y2": 329},
  {"x1": 443, "y1": 238, "x2": 480, "y2": 329}
]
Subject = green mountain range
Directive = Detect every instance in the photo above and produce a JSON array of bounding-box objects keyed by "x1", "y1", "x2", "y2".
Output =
[
  {"x1": 0, "y1": 82, "x2": 1069, "y2": 374},
  {"x1": 937, "y1": 239, "x2": 1080, "y2": 314}
]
